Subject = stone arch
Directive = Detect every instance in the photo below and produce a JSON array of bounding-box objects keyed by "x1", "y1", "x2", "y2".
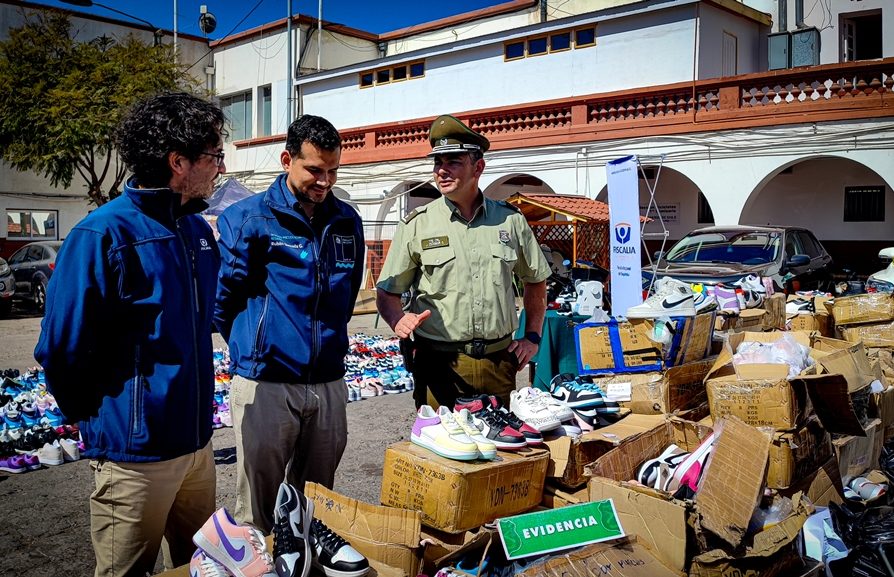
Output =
[{"x1": 481, "y1": 173, "x2": 557, "y2": 201}]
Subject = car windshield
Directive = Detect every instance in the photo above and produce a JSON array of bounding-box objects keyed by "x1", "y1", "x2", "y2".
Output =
[{"x1": 665, "y1": 231, "x2": 781, "y2": 264}]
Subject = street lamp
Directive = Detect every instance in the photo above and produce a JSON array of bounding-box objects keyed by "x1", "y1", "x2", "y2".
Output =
[{"x1": 58, "y1": 0, "x2": 164, "y2": 46}]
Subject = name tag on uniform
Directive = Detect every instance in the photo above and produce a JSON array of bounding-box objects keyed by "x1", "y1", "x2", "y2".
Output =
[{"x1": 421, "y1": 236, "x2": 449, "y2": 250}]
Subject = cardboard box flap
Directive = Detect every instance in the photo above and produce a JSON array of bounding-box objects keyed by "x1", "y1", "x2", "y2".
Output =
[
  {"x1": 430, "y1": 527, "x2": 496, "y2": 566},
  {"x1": 696, "y1": 417, "x2": 771, "y2": 548},
  {"x1": 795, "y1": 374, "x2": 866, "y2": 436},
  {"x1": 514, "y1": 536, "x2": 683, "y2": 577},
  {"x1": 816, "y1": 341, "x2": 876, "y2": 393}
]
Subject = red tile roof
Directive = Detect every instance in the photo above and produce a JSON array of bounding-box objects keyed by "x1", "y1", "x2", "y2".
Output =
[{"x1": 507, "y1": 193, "x2": 610, "y2": 223}]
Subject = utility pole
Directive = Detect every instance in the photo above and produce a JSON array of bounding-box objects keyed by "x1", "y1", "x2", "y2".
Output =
[{"x1": 287, "y1": 0, "x2": 293, "y2": 125}]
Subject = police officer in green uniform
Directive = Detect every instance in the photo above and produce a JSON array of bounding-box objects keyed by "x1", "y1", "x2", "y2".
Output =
[{"x1": 376, "y1": 114, "x2": 551, "y2": 409}]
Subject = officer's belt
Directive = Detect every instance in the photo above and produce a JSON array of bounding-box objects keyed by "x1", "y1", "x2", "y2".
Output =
[{"x1": 415, "y1": 334, "x2": 513, "y2": 359}]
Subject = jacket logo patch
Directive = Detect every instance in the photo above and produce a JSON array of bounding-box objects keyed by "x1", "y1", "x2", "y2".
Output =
[
  {"x1": 271, "y1": 234, "x2": 306, "y2": 250},
  {"x1": 334, "y1": 235, "x2": 355, "y2": 264},
  {"x1": 199, "y1": 238, "x2": 213, "y2": 251},
  {"x1": 421, "y1": 236, "x2": 449, "y2": 250},
  {"x1": 499, "y1": 230, "x2": 511, "y2": 244}
]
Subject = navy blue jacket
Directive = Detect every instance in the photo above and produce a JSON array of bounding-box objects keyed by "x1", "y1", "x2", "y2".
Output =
[
  {"x1": 214, "y1": 174, "x2": 364, "y2": 384},
  {"x1": 34, "y1": 182, "x2": 220, "y2": 463}
]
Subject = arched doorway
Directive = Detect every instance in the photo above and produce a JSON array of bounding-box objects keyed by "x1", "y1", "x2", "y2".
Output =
[{"x1": 482, "y1": 173, "x2": 556, "y2": 201}]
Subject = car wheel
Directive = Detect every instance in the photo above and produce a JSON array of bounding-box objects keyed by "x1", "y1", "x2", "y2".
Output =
[
  {"x1": 32, "y1": 279, "x2": 47, "y2": 312},
  {"x1": 0, "y1": 298, "x2": 10, "y2": 317}
]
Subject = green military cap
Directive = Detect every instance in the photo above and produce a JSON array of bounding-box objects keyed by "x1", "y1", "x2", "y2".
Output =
[{"x1": 427, "y1": 114, "x2": 490, "y2": 157}]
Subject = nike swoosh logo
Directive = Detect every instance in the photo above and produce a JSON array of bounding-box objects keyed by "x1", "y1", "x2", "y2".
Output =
[
  {"x1": 212, "y1": 513, "x2": 246, "y2": 562},
  {"x1": 662, "y1": 295, "x2": 693, "y2": 308}
]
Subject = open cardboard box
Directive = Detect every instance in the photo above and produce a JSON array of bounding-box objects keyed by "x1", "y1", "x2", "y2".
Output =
[
  {"x1": 513, "y1": 537, "x2": 684, "y2": 577},
  {"x1": 543, "y1": 414, "x2": 666, "y2": 489},
  {"x1": 587, "y1": 416, "x2": 770, "y2": 572},
  {"x1": 833, "y1": 418, "x2": 883, "y2": 483},
  {"x1": 786, "y1": 294, "x2": 833, "y2": 336},
  {"x1": 714, "y1": 308, "x2": 767, "y2": 333}
]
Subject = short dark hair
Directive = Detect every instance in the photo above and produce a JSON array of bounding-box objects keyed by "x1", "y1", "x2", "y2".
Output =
[
  {"x1": 469, "y1": 150, "x2": 484, "y2": 163},
  {"x1": 116, "y1": 92, "x2": 226, "y2": 189},
  {"x1": 286, "y1": 114, "x2": 341, "y2": 157}
]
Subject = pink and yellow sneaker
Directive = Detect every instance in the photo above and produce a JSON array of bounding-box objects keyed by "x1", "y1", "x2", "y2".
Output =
[{"x1": 193, "y1": 507, "x2": 276, "y2": 577}]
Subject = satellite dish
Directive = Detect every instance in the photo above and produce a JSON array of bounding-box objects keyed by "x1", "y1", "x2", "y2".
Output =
[{"x1": 199, "y1": 11, "x2": 217, "y2": 35}]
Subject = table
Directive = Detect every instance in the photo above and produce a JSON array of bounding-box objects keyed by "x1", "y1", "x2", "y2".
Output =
[{"x1": 516, "y1": 310, "x2": 589, "y2": 391}]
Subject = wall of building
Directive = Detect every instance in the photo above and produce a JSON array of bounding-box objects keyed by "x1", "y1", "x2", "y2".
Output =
[{"x1": 697, "y1": 3, "x2": 766, "y2": 76}]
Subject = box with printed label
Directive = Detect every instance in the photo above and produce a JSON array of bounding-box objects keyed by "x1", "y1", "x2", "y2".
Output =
[
  {"x1": 380, "y1": 442, "x2": 548, "y2": 534},
  {"x1": 589, "y1": 357, "x2": 714, "y2": 415}
]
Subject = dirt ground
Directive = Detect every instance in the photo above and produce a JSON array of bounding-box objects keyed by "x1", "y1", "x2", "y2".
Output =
[{"x1": 0, "y1": 310, "x2": 527, "y2": 576}]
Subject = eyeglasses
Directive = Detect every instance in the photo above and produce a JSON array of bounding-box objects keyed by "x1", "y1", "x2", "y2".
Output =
[{"x1": 198, "y1": 151, "x2": 225, "y2": 167}]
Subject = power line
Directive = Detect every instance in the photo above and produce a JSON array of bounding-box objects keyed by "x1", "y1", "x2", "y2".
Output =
[{"x1": 187, "y1": 0, "x2": 269, "y2": 72}]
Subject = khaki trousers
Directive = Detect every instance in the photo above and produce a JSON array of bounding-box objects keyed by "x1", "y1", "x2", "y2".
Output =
[
  {"x1": 411, "y1": 345, "x2": 518, "y2": 410},
  {"x1": 231, "y1": 375, "x2": 348, "y2": 532},
  {"x1": 90, "y1": 442, "x2": 216, "y2": 577}
]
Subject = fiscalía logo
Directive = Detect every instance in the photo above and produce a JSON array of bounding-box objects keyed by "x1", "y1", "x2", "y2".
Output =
[{"x1": 614, "y1": 223, "x2": 632, "y2": 244}]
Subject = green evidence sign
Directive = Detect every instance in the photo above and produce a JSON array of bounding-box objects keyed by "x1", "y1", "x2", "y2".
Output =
[{"x1": 497, "y1": 500, "x2": 625, "y2": 560}]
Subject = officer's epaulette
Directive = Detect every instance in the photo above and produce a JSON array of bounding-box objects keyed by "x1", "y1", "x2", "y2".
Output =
[
  {"x1": 402, "y1": 205, "x2": 428, "y2": 224},
  {"x1": 499, "y1": 200, "x2": 523, "y2": 214}
]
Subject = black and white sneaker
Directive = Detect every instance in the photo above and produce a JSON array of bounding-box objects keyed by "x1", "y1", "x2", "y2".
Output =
[
  {"x1": 549, "y1": 374, "x2": 607, "y2": 409},
  {"x1": 273, "y1": 482, "x2": 314, "y2": 577},
  {"x1": 311, "y1": 518, "x2": 370, "y2": 577}
]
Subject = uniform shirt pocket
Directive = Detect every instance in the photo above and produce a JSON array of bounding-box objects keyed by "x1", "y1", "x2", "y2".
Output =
[
  {"x1": 490, "y1": 244, "x2": 518, "y2": 287},
  {"x1": 419, "y1": 246, "x2": 457, "y2": 296}
]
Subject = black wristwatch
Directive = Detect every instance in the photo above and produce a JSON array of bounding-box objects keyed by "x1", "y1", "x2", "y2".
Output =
[{"x1": 524, "y1": 332, "x2": 541, "y2": 345}]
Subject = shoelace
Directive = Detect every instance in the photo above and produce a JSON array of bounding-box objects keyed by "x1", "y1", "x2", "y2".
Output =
[
  {"x1": 477, "y1": 407, "x2": 512, "y2": 430},
  {"x1": 272, "y1": 507, "x2": 305, "y2": 559},
  {"x1": 312, "y1": 519, "x2": 349, "y2": 555}
]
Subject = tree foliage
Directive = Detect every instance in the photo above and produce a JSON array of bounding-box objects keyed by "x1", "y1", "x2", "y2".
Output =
[{"x1": 0, "y1": 10, "x2": 199, "y2": 205}]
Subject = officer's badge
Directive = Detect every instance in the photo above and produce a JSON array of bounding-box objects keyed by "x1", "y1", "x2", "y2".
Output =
[
  {"x1": 439, "y1": 138, "x2": 448, "y2": 146},
  {"x1": 499, "y1": 230, "x2": 511, "y2": 244}
]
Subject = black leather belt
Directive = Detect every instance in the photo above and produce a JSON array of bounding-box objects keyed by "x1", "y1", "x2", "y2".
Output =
[{"x1": 416, "y1": 334, "x2": 513, "y2": 359}]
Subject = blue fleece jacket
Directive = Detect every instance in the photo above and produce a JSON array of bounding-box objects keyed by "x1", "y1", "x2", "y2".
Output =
[
  {"x1": 214, "y1": 174, "x2": 364, "y2": 384},
  {"x1": 34, "y1": 182, "x2": 220, "y2": 462}
]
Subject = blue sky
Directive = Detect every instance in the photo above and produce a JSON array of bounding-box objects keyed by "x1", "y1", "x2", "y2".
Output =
[{"x1": 26, "y1": 0, "x2": 508, "y2": 38}]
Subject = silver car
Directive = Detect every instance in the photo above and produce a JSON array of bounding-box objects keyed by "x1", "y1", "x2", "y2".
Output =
[{"x1": 0, "y1": 257, "x2": 13, "y2": 316}]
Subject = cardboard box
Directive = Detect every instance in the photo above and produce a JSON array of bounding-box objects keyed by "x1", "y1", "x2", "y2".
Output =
[
  {"x1": 828, "y1": 292, "x2": 894, "y2": 326},
  {"x1": 544, "y1": 413, "x2": 666, "y2": 489},
  {"x1": 353, "y1": 288, "x2": 378, "y2": 315},
  {"x1": 872, "y1": 385, "x2": 894, "y2": 442},
  {"x1": 688, "y1": 495, "x2": 812, "y2": 577},
  {"x1": 589, "y1": 357, "x2": 714, "y2": 416},
  {"x1": 380, "y1": 442, "x2": 548, "y2": 533},
  {"x1": 763, "y1": 293, "x2": 787, "y2": 331},
  {"x1": 841, "y1": 320, "x2": 894, "y2": 348},
  {"x1": 514, "y1": 537, "x2": 683, "y2": 577},
  {"x1": 833, "y1": 418, "x2": 883, "y2": 483},
  {"x1": 541, "y1": 482, "x2": 589, "y2": 509},
  {"x1": 715, "y1": 308, "x2": 767, "y2": 333},
  {"x1": 778, "y1": 456, "x2": 844, "y2": 508},
  {"x1": 575, "y1": 321, "x2": 664, "y2": 374},
  {"x1": 767, "y1": 416, "x2": 833, "y2": 489},
  {"x1": 630, "y1": 311, "x2": 716, "y2": 368},
  {"x1": 587, "y1": 417, "x2": 770, "y2": 572}
]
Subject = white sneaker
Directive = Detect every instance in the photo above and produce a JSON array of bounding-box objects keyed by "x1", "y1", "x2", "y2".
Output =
[
  {"x1": 37, "y1": 441, "x2": 64, "y2": 466},
  {"x1": 509, "y1": 388, "x2": 562, "y2": 432},
  {"x1": 60, "y1": 438, "x2": 80, "y2": 462},
  {"x1": 410, "y1": 405, "x2": 479, "y2": 461},
  {"x1": 452, "y1": 409, "x2": 497, "y2": 460},
  {"x1": 693, "y1": 292, "x2": 717, "y2": 313},
  {"x1": 626, "y1": 278, "x2": 696, "y2": 318}
]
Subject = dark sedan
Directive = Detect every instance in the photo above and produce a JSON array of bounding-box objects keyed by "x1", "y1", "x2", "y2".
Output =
[{"x1": 8, "y1": 240, "x2": 62, "y2": 311}]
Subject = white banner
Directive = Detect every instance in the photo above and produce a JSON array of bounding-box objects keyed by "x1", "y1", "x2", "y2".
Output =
[{"x1": 607, "y1": 156, "x2": 643, "y2": 317}]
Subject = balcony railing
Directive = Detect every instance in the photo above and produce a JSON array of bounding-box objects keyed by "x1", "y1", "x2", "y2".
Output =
[{"x1": 235, "y1": 58, "x2": 894, "y2": 164}]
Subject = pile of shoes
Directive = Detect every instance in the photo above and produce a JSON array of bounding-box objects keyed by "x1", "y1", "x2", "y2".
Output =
[
  {"x1": 0, "y1": 367, "x2": 83, "y2": 474},
  {"x1": 785, "y1": 290, "x2": 830, "y2": 315},
  {"x1": 213, "y1": 349, "x2": 233, "y2": 429},
  {"x1": 633, "y1": 433, "x2": 715, "y2": 500},
  {"x1": 628, "y1": 275, "x2": 773, "y2": 319},
  {"x1": 190, "y1": 482, "x2": 369, "y2": 577},
  {"x1": 344, "y1": 333, "x2": 413, "y2": 401},
  {"x1": 547, "y1": 375, "x2": 622, "y2": 433}
]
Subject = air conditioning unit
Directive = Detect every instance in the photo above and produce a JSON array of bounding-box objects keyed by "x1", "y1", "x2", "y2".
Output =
[
  {"x1": 791, "y1": 26, "x2": 820, "y2": 67},
  {"x1": 768, "y1": 31, "x2": 791, "y2": 70}
]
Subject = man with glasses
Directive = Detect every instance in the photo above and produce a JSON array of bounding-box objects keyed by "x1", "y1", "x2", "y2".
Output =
[
  {"x1": 36, "y1": 92, "x2": 226, "y2": 577},
  {"x1": 215, "y1": 115, "x2": 364, "y2": 532}
]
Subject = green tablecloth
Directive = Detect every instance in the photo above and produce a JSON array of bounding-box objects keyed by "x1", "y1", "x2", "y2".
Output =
[{"x1": 516, "y1": 310, "x2": 590, "y2": 391}]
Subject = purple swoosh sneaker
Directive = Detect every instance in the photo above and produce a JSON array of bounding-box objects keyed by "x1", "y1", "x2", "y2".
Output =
[{"x1": 193, "y1": 507, "x2": 276, "y2": 577}]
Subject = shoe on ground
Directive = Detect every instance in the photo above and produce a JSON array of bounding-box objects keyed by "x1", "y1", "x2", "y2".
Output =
[
  {"x1": 626, "y1": 278, "x2": 696, "y2": 318},
  {"x1": 37, "y1": 441, "x2": 64, "y2": 466},
  {"x1": 484, "y1": 395, "x2": 543, "y2": 446},
  {"x1": 509, "y1": 388, "x2": 562, "y2": 432},
  {"x1": 452, "y1": 408, "x2": 497, "y2": 460},
  {"x1": 311, "y1": 518, "x2": 370, "y2": 577},
  {"x1": 60, "y1": 438, "x2": 80, "y2": 462},
  {"x1": 272, "y1": 482, "x2": 314, "y2": 577},
  {"x1": 410, "y1": 405, "x2": 479, "y2": 461},
  {"x1": 0, "y1": 454, "x2": 27, "y2": 474},
  {"x1": 193, "y1": 507, "x2": 276, "y2": 577},
  {"x1": 190, "y1": 549, "x2": 232, "y2": 577}
]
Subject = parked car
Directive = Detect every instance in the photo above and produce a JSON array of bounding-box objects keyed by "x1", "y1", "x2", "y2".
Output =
[
  {"x1": 0, "y1": 256, "x2": 13, "y2": 316},
  {"x1": 8, "y1": 241, "x2": 62, "y2": 311},
  {"x1": 647, "y1": 226, "x2": 834, "y2": 291},
  {"x1": 867, "y1": 247, "x2": 894, "y2": 294}
]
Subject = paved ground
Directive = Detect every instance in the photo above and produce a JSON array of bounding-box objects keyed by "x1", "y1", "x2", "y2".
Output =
[{"x1": 0, "y1": 310, "x2": 527, "y2": 576}]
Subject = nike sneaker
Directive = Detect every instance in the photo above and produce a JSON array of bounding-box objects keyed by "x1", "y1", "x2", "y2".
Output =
[
  {"x1": 665, "y1": 433, "x2": 715, "y2": 498},
  {"x1": 509, "y1": 388, "x2": 562, "y2": 432},
  {"x1": 713, "y1": 285, "x2": 740, "y2": 314},
  {"x1": 410, "y1": 405, "x2": 480, "y2": 461},
  {"x1": 311, "y1": 518, "x2": 370, "y2": 577},
  {"x1": 548, "y1": 374, "x2": 607, "y2": 409},
  {"x1": 453, "y1": 397, "x2": 528, "y2": 451},
  {"x1": 785, "y1": 298, "x2": 814, "y2": 315},
  {"x1": 272, "y1": 482, "x2": 314, "y2": 577},
  {"x1": 693, "y1": 291, "x2": 717, "y2": 314},
  {"x1": 626, "y1": 278, "x2": 696, "y2": 318},
  {"x1": 190, "y1": 550, "x2": 231, "y2": 577},
  {"x1": 478, "y1": 395, "x2": 543, "y2": 446},
  {"x1": 636, "y1": 444, "x2": 689, "y2": 490},
  {"x1": 452, "y1": 408, "x2": 497, "y2": 460},
  {"x1": 193, "y1": 507, "x2": 276, "y2": 577}
]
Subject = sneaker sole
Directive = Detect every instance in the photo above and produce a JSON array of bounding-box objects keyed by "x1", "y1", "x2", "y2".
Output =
[
  {"x1": 0, "y1": 465, "x2": 25, "y2": 473},
  {"x1": 410, "y1": 434, "x2": 479, "y2": 461},
  {"x1": 311, "y1": 559, "x2": 370, "y2": 577}
]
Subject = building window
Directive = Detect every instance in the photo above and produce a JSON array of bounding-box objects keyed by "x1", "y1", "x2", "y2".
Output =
[
  {"x1": 697, "y1": 193, "x2": 715, "y2": 224},
  {"x1": 258, "y1": 85, "x2": 272, "y2": 137},
  {"x1": 777, "y1": 0, "x2": 787, "y2": 32},
  {"x1": 359, "y1": 61, "x2": 424, "y2": 88},
  {"x1": 575, "y1": 27, "x2": 596, "y2": 47},
  {"x1": 504, "y1": 41, "x2": 525, "y2": 60},
  {"x1": 220, "y1": 91, "x2": 252, "y2": 141},
  {"x1": 528, "y1": 36, "x2": 548, "y2": 56},
  {"x1": 841, "y1": 12, "x2": 882, "y2": 62},
  {"x1": 7, "y1": 210, "x2": 58, "y2": 240},
  {"x1": 550, "y1": 32, "x2": 571, "y2": 52},
  {"x1": 844, "y1": 185, "x2": 885, "y2": 222}
]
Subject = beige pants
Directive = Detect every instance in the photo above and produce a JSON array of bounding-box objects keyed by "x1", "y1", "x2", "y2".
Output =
[
  {"x1": 90, "y1": 442, "x2": 216, "y2": 577},
  {"x1": 231, "y1": 375, "x2": 348, "y2": 532}
]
